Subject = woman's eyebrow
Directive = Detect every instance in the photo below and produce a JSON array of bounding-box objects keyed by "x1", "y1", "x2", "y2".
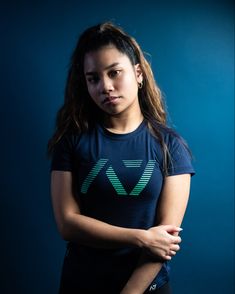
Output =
[{"x1": 85, "y1": 62, "x2": 120, "y2": 76}]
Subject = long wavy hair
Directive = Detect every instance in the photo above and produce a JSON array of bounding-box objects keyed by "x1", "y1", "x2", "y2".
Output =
[{"x1": 47, "y1": 21, "x2": 190, "y2": 175}]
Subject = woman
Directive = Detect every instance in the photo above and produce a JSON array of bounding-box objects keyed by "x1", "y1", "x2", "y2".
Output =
[{"x1": 48, "y1": 22, "x2": 195, "y2": 294}]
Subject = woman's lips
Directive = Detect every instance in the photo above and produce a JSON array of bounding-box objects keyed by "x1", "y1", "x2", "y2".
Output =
[{"x1": 102, "y1": 96, "x2": 120, "y2": 105}]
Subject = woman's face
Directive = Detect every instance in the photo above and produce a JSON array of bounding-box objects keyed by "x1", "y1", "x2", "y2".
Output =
[{"x1": 83, "y1": 45, "x2": 143, "y2": 116}]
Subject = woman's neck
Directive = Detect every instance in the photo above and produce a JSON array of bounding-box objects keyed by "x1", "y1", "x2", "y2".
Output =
[{"x1": 103, "y1": 110, "x2": 144, "y2": 134}]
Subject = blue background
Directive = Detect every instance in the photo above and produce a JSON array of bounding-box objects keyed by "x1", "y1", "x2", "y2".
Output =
[{"x1": 1, "y1": 0, "x2": 234, "y2": 293}]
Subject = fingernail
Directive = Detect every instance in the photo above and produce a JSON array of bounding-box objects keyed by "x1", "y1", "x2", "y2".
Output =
[{"x1": 178, "y1": 228, "x2": 183, "y2": 231}]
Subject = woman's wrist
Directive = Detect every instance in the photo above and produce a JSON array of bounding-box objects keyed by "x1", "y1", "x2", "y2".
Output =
[{"x1": 131, "y1": 228, "x2": 149, "y2": 248}]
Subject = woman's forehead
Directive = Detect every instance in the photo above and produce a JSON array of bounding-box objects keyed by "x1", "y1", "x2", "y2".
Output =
[{"x1": 83, "y1": 46, "x2": 130, "y2": 73}]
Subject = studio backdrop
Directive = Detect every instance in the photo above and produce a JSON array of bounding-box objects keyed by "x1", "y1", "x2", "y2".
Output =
[{"x1": 1, "y1": 0, "x2": 234, "y2": 293}]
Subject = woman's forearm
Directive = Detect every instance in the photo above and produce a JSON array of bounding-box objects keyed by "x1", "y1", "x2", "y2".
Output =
[
  {"x1": 120, "y1": 226, "x2": 180, "y2": 294},
  {"x1": 52, "y1": 171, "x2": 148, "y2": 249},
  {"x1": 121, "y1": 174, "x2": 191, "y2": 294},
  {"x1": 60, "y1": 212, "x2": 145, "y2": 249},
  {"x1": 121, "y1": 253, "x2": 163, "y2": 294},
  {"x1": 64, "y1": 213, "x2": 166, "y2": 293}
]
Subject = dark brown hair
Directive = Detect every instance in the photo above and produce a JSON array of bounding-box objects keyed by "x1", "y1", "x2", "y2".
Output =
[{"x1": 48, "y1": 21, "x2": 191, "y2": 174}]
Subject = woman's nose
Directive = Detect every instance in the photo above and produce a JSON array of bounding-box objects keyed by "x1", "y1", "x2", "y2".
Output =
[{"x1": 100, "y1": 77, "x2": 114, "y2": 93}]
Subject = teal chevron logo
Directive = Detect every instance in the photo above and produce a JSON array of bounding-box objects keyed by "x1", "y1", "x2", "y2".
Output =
[
  {"x1": 81, "y1": 158, "x2": 108, "y2": 194},
  {"x1": 81, "y1": 159, "x2": 156, "y2": 196},
  {"x1": 106, "y1": 166, "x2": 128, "y2": 195}
]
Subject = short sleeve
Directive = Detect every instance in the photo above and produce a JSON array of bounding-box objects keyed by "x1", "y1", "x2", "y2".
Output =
[
  {"x1": 50, "y1": 134, "x2": 78, "y2": 172},
  {"x1": 166, "y1": 133, "x2": 195, "y2": 177}
]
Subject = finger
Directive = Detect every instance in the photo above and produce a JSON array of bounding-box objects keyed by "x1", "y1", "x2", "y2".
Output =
[
  {"x1": 171, "y1": 235, "x2": 182, "y2": 244},
  {"x1": 170, "y1": 250, "x2": 176, "y2": 256},
  {"x1": 166, "y1": 248, "x2": 175, "y2": 256},
  {"x1": 178, "y1": 236, "x2": 182, "y2": 243},
  {"x1": 164, "y1": 225, "x2": 183, "y2": 233},
  {"x1": 170, "y1": 244, "x2": 180, "y2": 251}
]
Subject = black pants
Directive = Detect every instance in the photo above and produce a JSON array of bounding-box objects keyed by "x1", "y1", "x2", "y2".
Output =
[
  {"x1": 145, "y1": 282, "x2": 172, "y2": 294},
  {"x1": 59, "y1": 245, "x2": 171, "y2": 294},
  {"x1": 59, "y1": 282, "x2": 171, "y2": 294}
]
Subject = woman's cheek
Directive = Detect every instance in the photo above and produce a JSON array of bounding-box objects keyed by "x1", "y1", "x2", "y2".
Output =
[
  {"x1": 87, "y1": 87, "x2": 96, "y2": 101},
  {"x1": 123, "y1": 75, "x2": 137, "y2": 89}
]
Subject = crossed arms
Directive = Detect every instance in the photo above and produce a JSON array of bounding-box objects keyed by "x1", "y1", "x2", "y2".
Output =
[{"x1": 51, "y1": 171, "x2": 191, "y2": 294}]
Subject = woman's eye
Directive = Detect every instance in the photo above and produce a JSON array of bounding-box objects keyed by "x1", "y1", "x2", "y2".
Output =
[
  {"x1": 87, "y1": 76, "x2": 99, "y2": 84},
  {"x1": 109, "y1": 70, "x2": 121, "y2": 78}
]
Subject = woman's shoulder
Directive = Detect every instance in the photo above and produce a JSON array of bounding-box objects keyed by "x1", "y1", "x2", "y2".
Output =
[
  {"x1": 56, "y1": 129, "x2": 82, "y2": 148},
  {"x1": 161, "y1": 126, "x2": 185, "y2": 145},
  {"x1": 149, "y1": 121, "x2": 183, "y2": 143},
  {"x1": 149, "y1": 122, "x2": 191, "y2": 155}
]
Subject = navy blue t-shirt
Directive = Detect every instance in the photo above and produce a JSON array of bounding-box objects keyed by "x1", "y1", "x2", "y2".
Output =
[{"x1": 51, "y1": 120, "x2": 195, "y2": 292}]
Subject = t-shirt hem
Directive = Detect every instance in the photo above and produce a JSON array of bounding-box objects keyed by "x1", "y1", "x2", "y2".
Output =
[{"x1": 167, "y1": 166, "x2": 195, "y2": 177}]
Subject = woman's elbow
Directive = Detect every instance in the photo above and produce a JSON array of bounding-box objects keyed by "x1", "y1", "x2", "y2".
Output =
[{"x1": 56, "y1": 216, "x2": 74, "y2": 241}]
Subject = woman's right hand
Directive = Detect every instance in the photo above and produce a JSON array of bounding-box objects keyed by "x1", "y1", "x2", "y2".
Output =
[{"x1": 140, "y1": 225, "x2": 182, "y2": 261}]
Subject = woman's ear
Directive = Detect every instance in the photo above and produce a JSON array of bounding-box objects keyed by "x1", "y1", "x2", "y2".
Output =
[{"x1": 135, "y1": 64, "x2": 143, "y2": 83}]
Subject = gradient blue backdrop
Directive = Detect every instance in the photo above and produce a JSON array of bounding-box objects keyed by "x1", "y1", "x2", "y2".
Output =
[{"x1": 1, "y1": 0, "x2": 234, "y2": 293}]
